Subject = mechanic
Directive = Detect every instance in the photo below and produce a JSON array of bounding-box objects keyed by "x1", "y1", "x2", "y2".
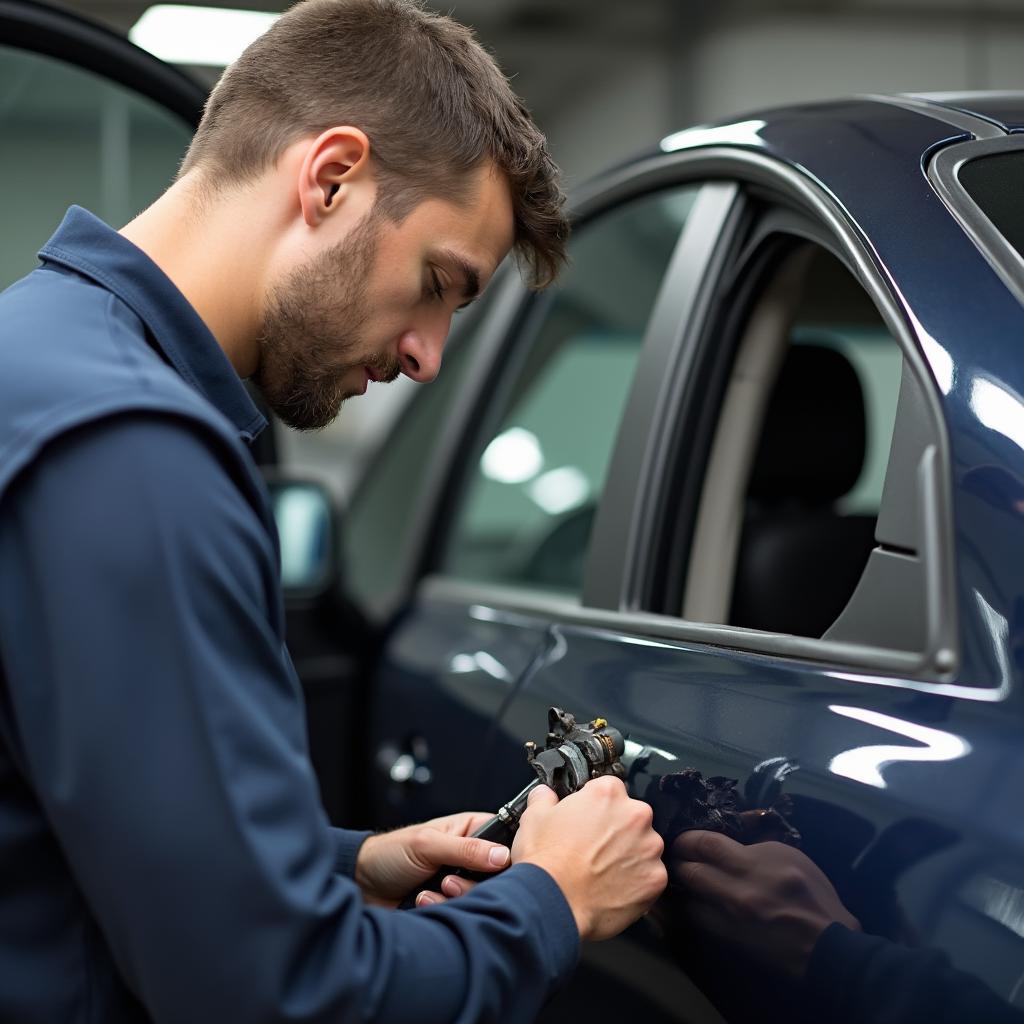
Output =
[
  {"x1": 0, "y1": 1, "x2": 667, "y2": 1020},
  {"x1": 672, "y1": 831, "x2": 1024, "y2": 1023}
]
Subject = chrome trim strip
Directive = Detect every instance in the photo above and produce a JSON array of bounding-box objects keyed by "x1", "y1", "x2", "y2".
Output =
[{"x1": 419, "y1": 576, "x2": 1002, "y2": 700}]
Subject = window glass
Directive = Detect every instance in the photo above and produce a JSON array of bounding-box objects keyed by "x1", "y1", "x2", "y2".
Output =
[
  {"x1": 343, "y1": 326, "x2": 476, "y2": 615},
  {"x1": 0, "y1": 45, "x2": 193, "y2": 289},
  {"x1": 441, "y1": 186, "x2": 699, "y2": 595},
  {"x1": 684, "y1": 242, "x2": 905, "y2": 640},
  {"x1": 957, "y1": 151, "x2": 1024, "y2": 261}
]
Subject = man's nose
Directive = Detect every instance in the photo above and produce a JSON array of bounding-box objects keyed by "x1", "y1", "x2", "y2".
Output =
[{"x1": 396, "y1": 325, "x2": 446, "y2": 383}]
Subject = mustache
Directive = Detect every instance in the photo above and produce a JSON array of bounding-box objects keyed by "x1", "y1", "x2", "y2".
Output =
[{"x1": 366, "y1": 350, "x2": 402, "y2": 384}]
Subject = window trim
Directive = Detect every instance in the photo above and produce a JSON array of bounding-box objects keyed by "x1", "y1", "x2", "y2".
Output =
[
  {"x1": 415, "y1": 573, "x2": 995, "y2": 700},
  {"x1": 929, "y1": 134, "x2": 1024, "y2": 308},
  {"x1": 413, "y1": 147, "x2": 962, "y2": 686},
  {"x1": 580, "y1": 181, "x2": 745, "y2": 607}
]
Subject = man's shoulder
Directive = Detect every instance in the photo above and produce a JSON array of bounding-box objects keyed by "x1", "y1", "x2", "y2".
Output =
[
  {"x1": 0, "y1": 265, "x2": 245, "y2": 498},
  {"x1": 0, "y1": 263, "x2": 179, "y2": 393}
]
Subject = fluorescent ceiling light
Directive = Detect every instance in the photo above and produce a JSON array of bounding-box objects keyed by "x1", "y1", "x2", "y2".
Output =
[{"x1": 130, "y1": 5, "x2": 280, "y2": 66}]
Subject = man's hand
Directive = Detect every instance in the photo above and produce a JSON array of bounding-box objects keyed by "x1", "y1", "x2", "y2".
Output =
[
  {"x1": 511, "y1": 778, "x2": 667, "y2": 942},
  {"x1": 670, "y1": 831, "x2": 860, "y2": 977},
  {"x1": 355, "y1": 812, "x2": 511, "y2": 908}
]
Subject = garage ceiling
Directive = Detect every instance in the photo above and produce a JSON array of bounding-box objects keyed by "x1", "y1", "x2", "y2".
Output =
[{"x1": 52, "y1": 0, "x2": 1024, "y2": 133}]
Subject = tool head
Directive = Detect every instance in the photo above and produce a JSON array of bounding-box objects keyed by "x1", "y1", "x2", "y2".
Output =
[{"x1": 524, "y1": 707, "x2": 626, "y2": 799}]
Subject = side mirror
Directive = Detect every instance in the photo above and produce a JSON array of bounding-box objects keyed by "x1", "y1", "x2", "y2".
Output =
[{"x1": 265, "y1": 476, "x2": 340, "y2": 600}]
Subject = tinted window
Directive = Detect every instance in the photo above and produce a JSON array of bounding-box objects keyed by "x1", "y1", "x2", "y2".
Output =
[
  {"x1": 0, "y1": 46, "x2": 193, "y2": 289},
  {"x1": 440, "y1": 186, "x2": 699, "y2": 595},
  {"x1": 958, "y1": 151, "x2": 1024, "y2": 260}
]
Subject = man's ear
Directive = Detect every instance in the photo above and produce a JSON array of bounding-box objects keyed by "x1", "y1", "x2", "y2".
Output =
[{"x1": 297, "y1": 126, "x2": 374, "y2": 227}]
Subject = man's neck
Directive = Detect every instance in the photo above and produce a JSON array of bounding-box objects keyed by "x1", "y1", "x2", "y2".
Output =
[{"x1": 119, "y1": 173, "x2": 266, "y2": 377}]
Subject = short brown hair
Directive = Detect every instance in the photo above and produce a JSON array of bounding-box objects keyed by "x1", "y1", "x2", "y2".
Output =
[{"x1": 179, "y1": 0, "x2": 567, "y2": 287}]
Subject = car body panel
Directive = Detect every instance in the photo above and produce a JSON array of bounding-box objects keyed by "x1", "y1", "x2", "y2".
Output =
[{"x1": 482, "y1": 615, "x2": 1024, "y2": 1016}]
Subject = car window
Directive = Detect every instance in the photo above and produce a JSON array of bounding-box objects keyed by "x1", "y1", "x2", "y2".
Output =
[
  {"x1": 343, "y1": 325, "x2": 476, "y2": 616},
  {"x1": 957, "y1": 151, "x2": 1024, "y2": 262},
  {"x1": 439, "y1": 186, "x2": 700, "y2": 596},
  {"x1": 682, "y1": 241, "x2": 908, "y2": 641},
  {"x1": 0, "y1": 45, "x2": 193, "y2": 289}
]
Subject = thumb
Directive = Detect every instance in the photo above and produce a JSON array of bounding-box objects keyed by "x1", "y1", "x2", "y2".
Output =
[{"x1": 413, "y1": 828, "x2": 511, "y2": 874}]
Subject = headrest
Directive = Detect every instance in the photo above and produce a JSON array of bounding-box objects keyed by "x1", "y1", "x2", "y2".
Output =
[{"x1": 748, "y1": 342, "x2": 866, "y2": 503}]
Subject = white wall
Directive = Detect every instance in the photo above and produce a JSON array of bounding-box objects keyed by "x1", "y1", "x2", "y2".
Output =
[
  {"x1": 543, "y1": 52, "x2": 674, "y2": 188},
  {"x1": 689, "y1": 13, "x2": 1024, "y2": 123}
]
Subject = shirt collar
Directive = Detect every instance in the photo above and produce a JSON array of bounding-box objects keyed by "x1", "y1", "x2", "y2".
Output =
[{"x1": 38, "y1": 206, "x2": 267, "y2": 442}]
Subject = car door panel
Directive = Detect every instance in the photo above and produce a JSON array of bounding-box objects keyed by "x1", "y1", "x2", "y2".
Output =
[
  {"x1": 485, "y1": 621, "x2": 1024, "y2": 1018},
  {"x1": 368, "y1": 599, "x2": 552, "y2": 827}
]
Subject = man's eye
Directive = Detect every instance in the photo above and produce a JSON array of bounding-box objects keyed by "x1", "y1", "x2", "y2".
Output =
[{"x1": 428, "y1": 271, "x2": 445, "y2": 302}]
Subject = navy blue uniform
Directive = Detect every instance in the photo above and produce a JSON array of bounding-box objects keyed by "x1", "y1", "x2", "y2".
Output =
[{"x1": 0, "y1": 208, "x2": 578, "y2": 1023}]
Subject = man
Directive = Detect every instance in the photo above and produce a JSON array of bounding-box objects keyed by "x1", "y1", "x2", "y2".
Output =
[{"x1": 0, "y1": 1, "x2": 666, "y2": 1020}]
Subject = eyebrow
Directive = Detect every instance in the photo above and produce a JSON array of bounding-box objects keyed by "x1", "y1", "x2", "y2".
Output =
[{"x1": 437, "y1": 249, "x2": 481, "y2": 309}]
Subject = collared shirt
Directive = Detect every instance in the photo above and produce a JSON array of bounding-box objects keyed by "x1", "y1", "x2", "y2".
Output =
[{"x1": 0, "y1": 208, "x2": 578, "y2": 1023}]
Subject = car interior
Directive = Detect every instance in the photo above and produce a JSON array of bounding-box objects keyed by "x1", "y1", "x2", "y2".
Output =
[{"x1": 682, "y1": 239, "x2": 904, "y2": 638}]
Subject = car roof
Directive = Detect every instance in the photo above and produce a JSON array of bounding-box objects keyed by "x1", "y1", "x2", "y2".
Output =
[{"x1": 907, "y1": 91, "x2": 1024, "y2": 132}]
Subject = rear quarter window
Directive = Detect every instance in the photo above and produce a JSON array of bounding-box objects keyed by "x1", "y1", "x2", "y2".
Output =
[{"x1": 957, "y1": 152, "x2": 1024, "y2": 260}]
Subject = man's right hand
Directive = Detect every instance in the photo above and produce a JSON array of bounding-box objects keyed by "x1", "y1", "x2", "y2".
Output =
[{"x1": 511, "y1": 778, "x2": 667, "y2": 942}]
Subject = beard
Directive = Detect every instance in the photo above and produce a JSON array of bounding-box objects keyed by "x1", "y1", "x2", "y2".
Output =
[{"x1": 252, "y1": 208, "x2": 401, "y2": 432}]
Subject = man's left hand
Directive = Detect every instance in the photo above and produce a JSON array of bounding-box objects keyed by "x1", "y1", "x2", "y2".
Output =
[{"x1": 354, "y1": 812, "x2": 510, "y2": 908}]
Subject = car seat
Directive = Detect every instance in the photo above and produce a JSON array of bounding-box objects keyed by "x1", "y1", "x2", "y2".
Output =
[{"x1": 729, "y1": 342, "x2": 877, "y2": 638}]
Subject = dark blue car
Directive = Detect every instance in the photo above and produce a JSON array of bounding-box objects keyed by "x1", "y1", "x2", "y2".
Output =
[
  {"x1": 345, "y1": 94, "x2": 1024, "y2": 1020},
  {"x1": 3, "y1": 1, "x2": 1023, "y2": 1019}
]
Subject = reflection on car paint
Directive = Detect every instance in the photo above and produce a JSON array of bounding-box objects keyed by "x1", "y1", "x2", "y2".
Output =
[
  {"x1": 971, "y1": 376, "x2": 1024, "y2": 454},
  {"x1": 827, "y1": 705, "x2": 971, "y2": 789},
  {"x1": 961, "y1": 874, "x2": 1024, "y2": 941},
  {"x1": 660, "y1": 119, "x2": 769, "y2": 153},
  {"x1": 447, "y1": 650, "x2": 514, "y2": 681}
]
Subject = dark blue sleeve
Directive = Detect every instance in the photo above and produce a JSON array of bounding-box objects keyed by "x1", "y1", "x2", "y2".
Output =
[
  {"x1": 332, "y1": 827, "x2": 374, "y2": 877},
  {"x1": 0, "y1": 415, "x2": 578, "y2": 1023},
  {"x1": 804, "y1": 923, "x2": 1024, "y2": 1024}
]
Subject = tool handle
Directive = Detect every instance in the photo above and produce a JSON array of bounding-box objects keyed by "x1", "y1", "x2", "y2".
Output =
[{"x1": 397, "y1": 780, "x2": 539, "y2": 910}]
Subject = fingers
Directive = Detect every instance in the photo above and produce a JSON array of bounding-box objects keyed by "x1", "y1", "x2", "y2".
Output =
[
  {"x1": 410, "y1": 827, "x2": 510, "y2": 875},
  {"x1": 430, "y1": 811, "x2": 495, "y2": 836},
  {"x1": 414, "y1": 875, "x2": 479, "y2": 908},
  {"x1": 442, "y1": 875, "x2": 478, "y2": 899},
  {"x1": 670, "y1": 855, "x2": 734, "y2": 902},
  {"x1": 671, "y1": 829, "x2": 749, "y2": 873},
  {"x1": 526, "y1": 784, "x2": 558, "y2": 809}
]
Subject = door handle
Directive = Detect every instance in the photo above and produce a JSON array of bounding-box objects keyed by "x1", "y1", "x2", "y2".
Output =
[{"x1": 376, "y1": 738, "x2": 432, "y2": 786}]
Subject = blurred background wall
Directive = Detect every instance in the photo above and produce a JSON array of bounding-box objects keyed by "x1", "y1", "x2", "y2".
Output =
[{"x1": 5, "y1": 0, "x2": 1023, "y2": 485}]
